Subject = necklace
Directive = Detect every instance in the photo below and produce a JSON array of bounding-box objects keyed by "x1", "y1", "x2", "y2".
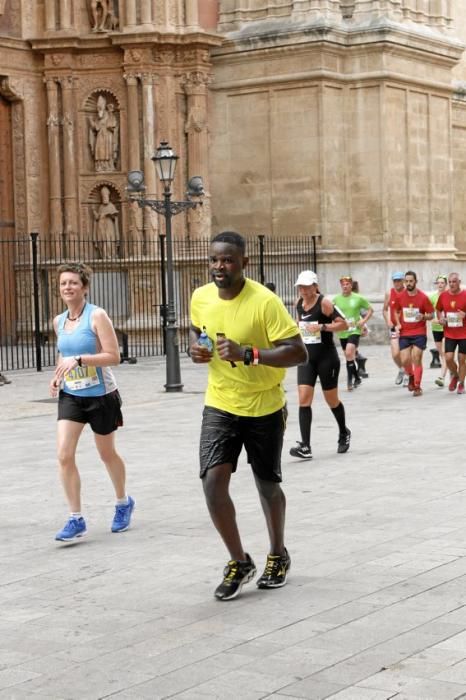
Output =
[{"x1": 67, "y1": 303, "x2": 86, "y2": 322}]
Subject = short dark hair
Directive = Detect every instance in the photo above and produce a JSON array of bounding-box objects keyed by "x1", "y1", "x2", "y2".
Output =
[
  {"x1": 57, "y1": 262, "x2": 93, "y2": 287},
  {"x1": 264, "y1": 281, "x2": 276, "y2": 292},
  {"x1": 211, "y1": 231, "x2": 246, "y2": 254},
  {"x1": 405, "y1": 270, "x2": 417, "y2": 281}
]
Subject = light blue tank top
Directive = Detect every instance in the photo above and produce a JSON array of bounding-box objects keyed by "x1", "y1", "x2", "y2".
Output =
[{"x1": 57, "y1": 303, "x2": 117, "y2": 397}]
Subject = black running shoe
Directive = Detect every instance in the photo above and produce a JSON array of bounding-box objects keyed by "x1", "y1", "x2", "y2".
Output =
[
  {"x1": 214, "y1": 553, "x2": 256, "y2": 601},
  {"x1": 289, "y1": 442, "x2": 312, "y2": 459},
  {"x1": 353, "y1": 377, "x2": 362, "y2": 388},
  {"x1": 256, "y1": 548, "x2": 291, "y2": 589},
  {"x1": 337, "y1": 428, "x2": 351, "y2": 454}
]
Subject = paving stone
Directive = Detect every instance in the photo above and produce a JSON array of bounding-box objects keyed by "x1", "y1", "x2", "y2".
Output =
[{"x1": 2, "y1": 348, "x2": 466, "y2": 698}]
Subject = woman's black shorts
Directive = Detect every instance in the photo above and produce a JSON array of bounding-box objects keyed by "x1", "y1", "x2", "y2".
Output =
[
  {"x1": 199, "y1": 405, "x2": 287, "y2": 482},
  {"x1": 297, "y1": 346, "x2": 340, "y2": 390},
  {"x1": 58, "y1": 389, "x2": 123, "y2": 435}
]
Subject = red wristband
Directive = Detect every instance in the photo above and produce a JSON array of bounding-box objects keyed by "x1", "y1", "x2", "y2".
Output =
[{"x1": 252, "y1": 347, "x2": 260, "y2": 365}]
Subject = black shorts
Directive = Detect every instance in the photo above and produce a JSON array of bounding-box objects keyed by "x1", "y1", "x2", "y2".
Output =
[
  {"x1": 432, "y1": 330, "x2": 444, "y2": 343},
  {"x1": 297, "y1": 346, "x2": 340, "y2": 390},
  {"x1": 340, "y1": 335, "x2": 360, "y2": 350},
  {"x1": 58, "y1": 390, "x2": 123, "y2": 435},
  {"x1": 399, "y1": 335, "x2": 427, "y2": 351},
  {"x1": 199, "y1": 405, "x2": 287, "y2": 482},
  {"x1": 445, "y1": 337, "x2": 466, "y2": 355}
]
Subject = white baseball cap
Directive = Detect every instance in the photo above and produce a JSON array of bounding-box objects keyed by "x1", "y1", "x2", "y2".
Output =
[{"x1": 295, "y1": 270, "x2": 318, "y2": 286}]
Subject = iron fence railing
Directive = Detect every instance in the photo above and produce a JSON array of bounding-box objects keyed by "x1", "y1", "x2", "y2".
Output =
[{"x1": 0, "y1": 233, "x2": 318, "y2": 371}]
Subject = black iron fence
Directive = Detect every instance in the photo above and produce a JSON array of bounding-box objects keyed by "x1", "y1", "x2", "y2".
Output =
[{"x1": 0, "y1": 233, "x2": 318, "y2": 371}]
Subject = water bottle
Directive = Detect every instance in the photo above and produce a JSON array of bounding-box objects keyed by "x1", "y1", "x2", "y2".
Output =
[{"x1": 198, "y1": 327, "x2": 213, "y2": 352}]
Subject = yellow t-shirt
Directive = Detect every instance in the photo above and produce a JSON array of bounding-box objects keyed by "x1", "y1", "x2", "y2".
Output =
[{"x1": 190, "y1": 279, "x2": 299, "y2": 417}]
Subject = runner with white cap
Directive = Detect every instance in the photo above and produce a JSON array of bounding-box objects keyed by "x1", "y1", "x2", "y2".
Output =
[{"x1": 289, "y1": 270, "x2": 351, "y2": 460}]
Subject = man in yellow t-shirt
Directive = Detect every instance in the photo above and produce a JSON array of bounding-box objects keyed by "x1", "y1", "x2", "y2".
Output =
[{"x1": 190, "y1": 231, "x2": 306, "y2": 601}]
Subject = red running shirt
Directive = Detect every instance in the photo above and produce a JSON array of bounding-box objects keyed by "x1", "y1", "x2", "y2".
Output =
[
  {"x1": 395, "y1": 289, "x2": 433, "y2": 336},
  {"x1": 388, "y1": 287, "x2": 402, "y2": 326},
  {"x1": 436, "y1": 290, "x2": 466, "y2": 339}
]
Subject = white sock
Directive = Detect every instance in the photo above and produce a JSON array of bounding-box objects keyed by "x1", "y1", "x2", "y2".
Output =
[
  {"x1": 70, "y1": 512, "x2": 82, "y2": 519},
  {"x1": 116, "y1": 495, "x2": 128, "y2": 506}
]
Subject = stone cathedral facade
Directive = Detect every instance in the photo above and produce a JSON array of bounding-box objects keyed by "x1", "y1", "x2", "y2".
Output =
[{"x1": 0, "y1": 1, "x2": 466, "y2": 289}]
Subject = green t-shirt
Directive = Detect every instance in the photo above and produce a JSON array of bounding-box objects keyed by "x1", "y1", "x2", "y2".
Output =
[
  {"x1": 333, "y1": 292, "x2": 371, "y2": 339},
  {"x1": 429, "y1": 291, "x2": 442, "y2": 332},
  {"x1": 190, "y1": 278, "x2": 299, "y2": 417}
]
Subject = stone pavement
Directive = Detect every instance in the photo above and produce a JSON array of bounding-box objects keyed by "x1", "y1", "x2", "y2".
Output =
[{"x1": 2, "y1": 346, "x2": 466, "y2": 700}]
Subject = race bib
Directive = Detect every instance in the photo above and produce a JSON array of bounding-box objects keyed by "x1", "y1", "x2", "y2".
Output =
[
  {"x1": 403, "y1": 307, "x2": 419, "y2": 323},
  {"x1": 446, "y1": 312, "x2": 462, "y2": 328},
  {"x1": 299, "y1": 321, "x2": 321, "y2": 345},
  {"x1": 346, "y1": 317, "x2": 357, "y2": 332},
  {"x1": 64, "y1": 365, "x2": 100, "y2": 391}
]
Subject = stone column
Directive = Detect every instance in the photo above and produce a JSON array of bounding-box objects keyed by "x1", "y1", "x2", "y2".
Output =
[
  {"x1": 60, "y1": 76, "x2": 78, "y2": 239},
  {"x1": 155, "y1": 0, "x2": 173, "y2": 29},
  {"x1": 44, "y1": 0, "x2": 56, "y2": 31},
  {"x1": 126, "y1": 0, "x2": 137, "y2": 29},
  {"x1": 141, "y1": 73, "x2": 158, "y2": 240},
  {"x1": 141, "y1": 0, "x2": 152, "y2": 25},
  {"x1": 185, "y1": 0, "x2": 200, "y2": 28},
  {"x1": 183, "y1": 71, "x2": 211, "y2": 237},
  {"x1": 124, "y1": 73, "x2": 143, "y2": 254},
  {"x1": 61, "y1": 0, "x2": 73, "y2": 30},
  {"x1": 124, "y1": 73, "x2": 140, "y2": 171},
  {"x1": 45, "y1": 77, "x2": 62, "y2": 236}
]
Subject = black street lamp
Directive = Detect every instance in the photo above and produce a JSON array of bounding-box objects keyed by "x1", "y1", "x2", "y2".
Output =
[{"x1": 127, "y1": 141, "x2": 204, "y2": 392}]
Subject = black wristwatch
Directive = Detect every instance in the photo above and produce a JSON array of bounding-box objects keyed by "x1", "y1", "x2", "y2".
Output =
[
  {"x1": 243, "y1": 347, "x2": 253, "y2": 366},
  {"x1": 74, "y1": 356, "x2": 82, "y2": 367}
]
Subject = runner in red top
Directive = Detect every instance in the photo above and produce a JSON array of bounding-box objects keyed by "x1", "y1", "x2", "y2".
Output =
[
  {"x1": 394, "y1": 270, "x2": 434, "y2": 397},
  {"x1": 382, "y1": 272, "x2": 405, "y2": 385},
  {"x1": 436, "y1": 271, "x2": 466, "y2": 394}
]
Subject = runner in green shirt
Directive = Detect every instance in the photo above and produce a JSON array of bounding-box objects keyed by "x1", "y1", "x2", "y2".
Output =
[{"x1": 333, "y1": 275, "x2": 373, "y2": 390}]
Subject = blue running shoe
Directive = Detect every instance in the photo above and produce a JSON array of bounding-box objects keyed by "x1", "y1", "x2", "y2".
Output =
[
  {"x1": 111, "y1": 496, "x2": 135, "y2": 533},
  {"x1": 55, "y1": 516, "x2": 87, "y2": 542}
]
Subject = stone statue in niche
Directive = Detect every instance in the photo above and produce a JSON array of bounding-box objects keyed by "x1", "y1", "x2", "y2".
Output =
[
  {"x1": 128, "y1": 199, "x2": 143, "y2": 255},
  {"x1": 89, "y1": 0, "x2": 118, "y2": 32},
  {"x1": 89, "y1": 95, "x2": 118, "y2": 172},
  {"x1": 92, "y1": 186, "x2": 119, "y2": 258}
]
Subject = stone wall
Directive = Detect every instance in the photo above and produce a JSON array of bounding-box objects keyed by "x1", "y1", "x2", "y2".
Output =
[{"x1": 209, "y1": 0, "x2": 466, "y2": 294}]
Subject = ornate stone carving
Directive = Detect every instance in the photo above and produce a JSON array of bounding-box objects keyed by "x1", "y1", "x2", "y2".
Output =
[
  {"x1": 154, "y1": 48, "x2": 176, "y2": 66},
  {"x1": 182, "y1": 71, "x2": 212, "y2": 93},
  {"x1": 88, "y1": 0, "x2": 119, "y2": 32},
  {"x1": 0, "y1": 76, "x2": 23, "y2": 101},
  {"x1": 78, "y1": 54, "x2": 120, "y2": 68},
  {"x1": 128, "y1": 199, "x2": 143, "y2": 254},
  {"x1": 185, "y1": 105, "x2": 207, "y2": 134},
  {"x1": 11, "y1": 104, "x2": 26, "y2": 234},
  {"x1": 88, "y1": 93, "x2": 119, "y2": 172},
  {"x1": 128, "y1": 49, "x2": 142, "y2": 63},
  {"x1": 91, "y1": 184, "x2": 120, "y2": 258}
]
